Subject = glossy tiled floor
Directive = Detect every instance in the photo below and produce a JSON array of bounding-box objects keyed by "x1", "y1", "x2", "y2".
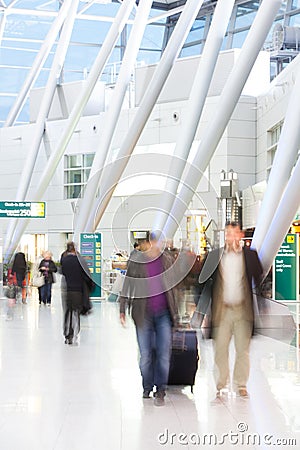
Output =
[{"x1": 0, "y1": 278, "x2": 299, "y2": 450}]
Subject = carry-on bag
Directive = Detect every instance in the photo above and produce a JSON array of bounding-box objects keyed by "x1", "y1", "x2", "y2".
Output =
[{"x1": 168, "y1": 329, "x2": 199, "y2": 392}]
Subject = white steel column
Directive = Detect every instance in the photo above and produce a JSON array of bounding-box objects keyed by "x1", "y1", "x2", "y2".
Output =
[
  {"x1": 4, "y1": 0, "x2": 135, "y2": 261},
  {"x1": 84, "y1": 0, "x2": 203, "y2": 234},
  {"x1": 163, "y1": 0, "x2": 282, "y2": 239},
  {"x1": 153, "y1": 0, "x2": 235, "y2": 232},
  {"x1": 4, "y1": 0, "x2": 73, "y2": 127},
  {"x1": 4, "y1": 0, "x2": 80, "y2": 254},
  {"x1": 252, "y1": 67, "x2": 300, "y2": 252},
  {"x1": 259, "y1": 156, "x2": 300, "y2": 276},
  {"x1": 74, "y1": 0, "x2": 153, "y2": 240}
]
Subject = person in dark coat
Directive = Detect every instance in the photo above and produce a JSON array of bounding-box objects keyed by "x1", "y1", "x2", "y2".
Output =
[
  {"x1": 12, "y1": 251, "x2": 27, "y2": 304},
  {"x1": 61, "y1": 242, "x2": 94, "y2": 345},
  {"x1": 119, "y1": 232, "x2": 179, "y2": 406},
  {"x1": 38, "y1": 251, "x2": 57, "y2": 306}
]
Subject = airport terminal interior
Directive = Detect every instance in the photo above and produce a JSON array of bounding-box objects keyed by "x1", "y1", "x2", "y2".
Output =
[
  {"x1": 0, "y1": 0, "x2": 300, "y2": 449},
  {"x1": 0, "y1": 283, "x2": 299, "y2": 450}
]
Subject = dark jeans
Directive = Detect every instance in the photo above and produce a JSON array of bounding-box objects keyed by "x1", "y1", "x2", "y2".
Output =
[
  {"x1": 136, "y1": 311, "x2": 172, "y2": 393},
  {"x1": 15, "y1": 272, "x2": 25, "y2": 288},
  {"x1": 64, "y1": 291, "x2": 82, "y2": 341},
  {"x1": 38, "y1": 286, "x2": 42, "y2": 302},
  {"x1": 40, "y1": 282, "x2": 52, "y2": 304}
]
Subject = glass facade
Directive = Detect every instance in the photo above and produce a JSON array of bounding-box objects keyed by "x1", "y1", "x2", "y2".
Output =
[
  {"x1": 267, "y1": 122, "x2": 283, "y2": 180},
  {"x1": 64, "y1": 153, "x2": 95, "y2": 199},
  {"x1": 234, "y1": 1, "x2": 260, "y2": 28},
  {"x1": 1, "y1": 1, "x2": 300, "y2": 127},
  {"x1": 292, "y1": 0, "x2": 300, "y2": 9}
]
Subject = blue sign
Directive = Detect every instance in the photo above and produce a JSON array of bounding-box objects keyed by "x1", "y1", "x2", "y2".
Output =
[{"x1": 80, "y1": 233, "x2": 102, "y2": 298}]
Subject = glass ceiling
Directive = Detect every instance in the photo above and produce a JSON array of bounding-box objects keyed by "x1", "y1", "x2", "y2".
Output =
[{"x1": 0, "y1": 0, "x2": 298, "y2": 127}]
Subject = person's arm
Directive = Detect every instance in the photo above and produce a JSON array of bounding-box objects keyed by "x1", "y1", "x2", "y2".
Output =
[
  {"x1": 120, "y1": 312, "x2": 126, "y2": 326},
  {"x1": 119, "y1": 290, "x2": 128, "y2": 326},
  {"x1": 77, "y1": 255, "x2": 94, "y2": 291},
  {"x1": 119, "y1": 262, "x2": 134, "y2": 326},
  {"x1": 50, "y1": 260, "x2": 58, "y2": 273},
  {"x1": 252, "y1": 250, "x2": 264, "y2": 292},
  {"x1": 198, "y1": 248, "x2": 222, "y2": 284}
]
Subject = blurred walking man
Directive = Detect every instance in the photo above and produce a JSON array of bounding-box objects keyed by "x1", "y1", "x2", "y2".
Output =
[
  {"x1": 200, "y1": 221, "x2": 263, "y2": 398},
  {"x1": 120, "y1": 232, "x2": 178, "y2": 406}
]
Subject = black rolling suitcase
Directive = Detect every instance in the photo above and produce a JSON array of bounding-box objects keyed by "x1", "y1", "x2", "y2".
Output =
[{"x1": 168, "y1": 329, "x2": 199, "y2": 392}]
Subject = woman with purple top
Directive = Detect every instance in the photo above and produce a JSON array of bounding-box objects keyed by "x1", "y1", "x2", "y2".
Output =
[{"x1": 120, "y1": 232, "x2": 178, "y2": 406}]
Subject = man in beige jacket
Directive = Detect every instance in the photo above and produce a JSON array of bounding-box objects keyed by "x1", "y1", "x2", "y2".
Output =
[{"x1": 200, "y1": 221, "x2": 263, "y2": 398}]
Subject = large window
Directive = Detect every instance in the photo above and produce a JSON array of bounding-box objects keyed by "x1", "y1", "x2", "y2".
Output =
[
  {"x1": 292, "y1": 0, "x2": 300, "y2": 10},
  {"x1": 64, "y1": 153, "x2": 95, "y2": 199},
  {"x1": 234, "y1": 1, "x2": 260, "y2": 29},
  {"x1": 2, "y1": 1, "x2": 300, "y2": 127},
  {"x1": 180, "y1": 16, "x2": 209, "y2": 57},
  {"x1": 267, "y1": 122, "x2": 283, "y2": 179}
]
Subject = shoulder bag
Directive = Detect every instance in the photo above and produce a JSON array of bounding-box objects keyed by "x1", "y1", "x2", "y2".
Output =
[{"x1": 32, "y1": 272, "x2": 45, "y2": 288}]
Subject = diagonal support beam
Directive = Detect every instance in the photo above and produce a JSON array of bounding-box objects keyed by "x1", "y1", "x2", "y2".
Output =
[
  {"x1": 4, "y1": 0, "x2": 73, "y2": 127},
  {"x1": 259, "y1": 155, "x2": 300, "y2": 276},
  {"x1": 4, "y1": 0, "x2": 79, "y2": 254},
  {"x1": 73, "y1": 0, "x2": 154, "y2": 241},
  {"x1": 4, "y1": 0, "x2": 135, "y2": 262},
  {"x1": 162, "y1": 0, "x2": 282, "y2": 239},
  {"x1": 252, "y1": 65, "x2": 300, "y2": 253},
  {"x1": 83, "y1": 0, "x2": 204, "y2": 235},
  {"x1": 153, "y1": 0, "x2": 236, "y2": 233}
]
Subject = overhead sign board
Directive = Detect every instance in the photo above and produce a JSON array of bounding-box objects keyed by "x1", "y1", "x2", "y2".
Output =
[
  {"x1": 274, "y1": 233, "x2": 299, "y2": 301},
  {"x1": 0, "y1": 202, "x2": 45, "y2": 218}
]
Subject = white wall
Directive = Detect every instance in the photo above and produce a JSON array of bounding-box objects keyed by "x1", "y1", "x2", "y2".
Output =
[
  {"x1": 30, "y1": 81, "x2": 105, "y2": 122},
  {"x1": 135, "y1": 50, "x2": 270, "y2": 105}
]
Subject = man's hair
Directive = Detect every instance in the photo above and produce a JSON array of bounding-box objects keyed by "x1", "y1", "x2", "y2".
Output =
[{"x1": 225, "y1": 221, "x2": 240, "y2": 228}]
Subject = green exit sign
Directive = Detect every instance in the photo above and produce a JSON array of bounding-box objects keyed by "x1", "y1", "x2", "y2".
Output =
[
  {"x1": 274, "y1": 234, "x2": 299, "y2": 301},
  {"x1": 0, "y1": 202, "x2": 45, "y2": 218}
]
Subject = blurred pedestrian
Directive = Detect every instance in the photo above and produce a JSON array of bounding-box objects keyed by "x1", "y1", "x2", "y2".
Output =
[
  {"x1": 61, "y1": 242, "x2": 94, "y2": 345},
  {"x1": 199, "y1": 221, "x2": 263, "y2": 398},
  {"x1": 12, "y1": 251, "x2": 27, "y2": 304},
  {"x1": 32, "y1": 251, "x2": 45, "y2": 304},
  {"x1": 38, "y1": 251, "x2": 57, "y2": 306},
  {"x1": 119, "y1": 232, "x2": 179, "y2": 406},
  {"x1": 129, "y1": 241, "x2": 140, "y2": 258}
]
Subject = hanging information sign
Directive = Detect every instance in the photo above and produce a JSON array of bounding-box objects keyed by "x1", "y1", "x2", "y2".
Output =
[
  {"x1": 0, "y1": 201, "x2": 45, "y2": 218},
  {"x1": 80, "y1": 233, "x2": 102, "y2": 298}
]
